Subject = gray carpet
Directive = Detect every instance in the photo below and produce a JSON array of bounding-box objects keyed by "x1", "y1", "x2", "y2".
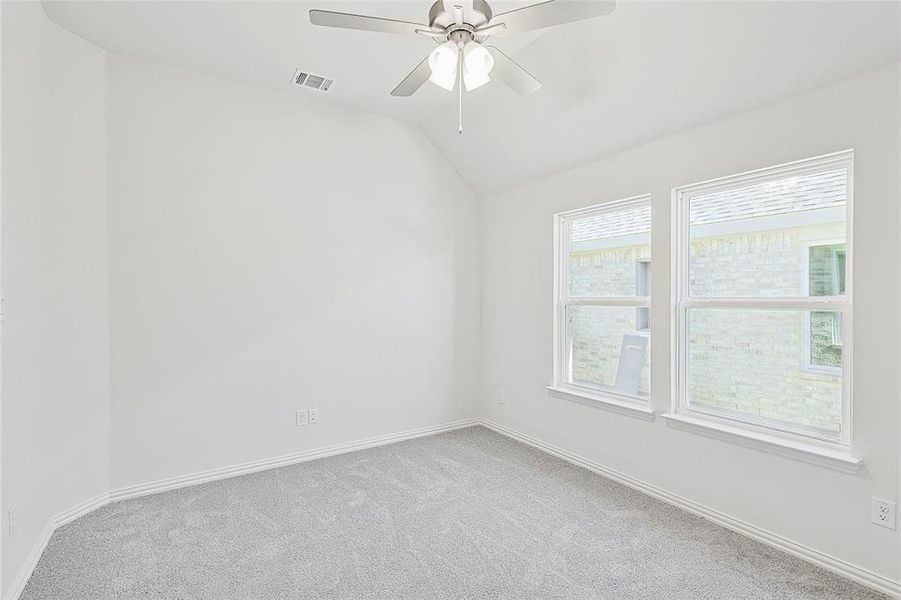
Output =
[{"x1": 22, "y1": 426, "x2": 884, "y2": 599}]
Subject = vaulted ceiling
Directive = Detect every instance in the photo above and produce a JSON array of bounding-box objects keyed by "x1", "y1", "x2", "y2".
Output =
[{"x1": 44, "y1": 1, "x2": 900, "y2": 195}]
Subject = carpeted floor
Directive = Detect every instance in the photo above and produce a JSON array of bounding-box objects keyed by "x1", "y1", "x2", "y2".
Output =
[{"x1": 21, "y1": 426, "x2": 884, "y2": 599}]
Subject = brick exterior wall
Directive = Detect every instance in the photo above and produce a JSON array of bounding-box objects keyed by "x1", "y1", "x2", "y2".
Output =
[
  {"x1": 570, "y1": 246, "x2": 651, "y2": 396},
  {"x1": 569, "y1": 223, "x2": 843, "y2": 432}
]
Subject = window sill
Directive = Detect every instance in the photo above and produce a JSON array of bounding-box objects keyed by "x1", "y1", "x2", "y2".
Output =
[
  {"x1": 546, "y1": 385, "x2": 656, "y2": 421},
  {"x1": 661, "y1": 413, "x2": 862, "y2": 474}
]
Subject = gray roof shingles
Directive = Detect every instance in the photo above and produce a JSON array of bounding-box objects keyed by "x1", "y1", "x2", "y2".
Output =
[{"x1": 571, "y1": 169, "x2": 846, "y2": 243}]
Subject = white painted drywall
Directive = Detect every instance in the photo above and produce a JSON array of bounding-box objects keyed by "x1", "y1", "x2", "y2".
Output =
[
  {"x1": 1, "y1": 2, "x2": 110, "y2": 594},
  {"x1": 480, "y1": 65, "x2": 900, "y2": 580},
  {"x1": 105, "y1": 54, "x2": 480, "y2": 489}
]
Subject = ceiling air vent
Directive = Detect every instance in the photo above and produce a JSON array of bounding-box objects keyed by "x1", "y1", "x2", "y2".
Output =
[{"x1": 292, "y1": 69, "x2": 334, "y2": 92}]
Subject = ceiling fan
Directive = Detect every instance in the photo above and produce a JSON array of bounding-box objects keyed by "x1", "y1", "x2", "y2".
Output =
[{"x1": 309, "y1": 0, "x2": 615, "y2": 132}]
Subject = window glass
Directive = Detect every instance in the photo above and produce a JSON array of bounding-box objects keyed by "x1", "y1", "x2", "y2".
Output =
[
  {"x1": 688, "y1": 308, "x2": 842, "y2": 433},
  {"x1": 689, "y1": 168, "x2": 847, "y2": 297},
  {"x1": 569, "y1": 205, "x2": 651, "y2": 297},
  {"x1": 568, "y1": 305, "x2": 650, "y2": 398},
  {"x1": 809, "y1": 244, "x2": 846, "y2": 297},
  {"x1": 807, "y1": 243, "x2": 845, "y2": 370}
]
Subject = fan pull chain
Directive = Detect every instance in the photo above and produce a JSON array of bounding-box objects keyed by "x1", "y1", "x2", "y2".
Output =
[{"x1": 458, "y1": 46, "x2": 464, "y2": 134}]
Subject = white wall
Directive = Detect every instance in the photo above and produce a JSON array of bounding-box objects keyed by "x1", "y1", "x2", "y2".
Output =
[
  {"x1": 480, "y1": 65, "x2": 900, "y2": 580},
  {"x1": 105, "y1": 55, "x2": 480, "y2": 489},
  {"x1": 1, "y1": 2, "x2": 110, "y2": 594}
]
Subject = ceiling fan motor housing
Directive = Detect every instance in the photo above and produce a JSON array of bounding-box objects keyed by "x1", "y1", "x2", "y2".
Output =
[
  {"x1": 428, "y1": 0, "x2": 493, "y2": 38},
  {"x1": 447, "y1": 27, "x2": 475, "y2": 45}
]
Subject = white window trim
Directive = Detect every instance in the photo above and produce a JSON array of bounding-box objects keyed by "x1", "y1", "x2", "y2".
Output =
[
  {"x1": 668, "y1": 150, "x2": 856, "y2": 464},
  {"x1": 550, "y1": 195, "x2": 654, "y2": 417},
  {"x1": 546, "y1": 384, "x2": 656, "y2": 420},
  {"x1": 660, "y1": 413, "x2": 861, "y2": 473},
  {"x1": 800, "y1": 238, "x2": 845, "y2": 376}
]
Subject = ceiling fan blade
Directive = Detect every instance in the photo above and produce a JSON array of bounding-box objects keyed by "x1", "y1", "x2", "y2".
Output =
[
  {"x1": 416, "y1": 28, "x2": 448, "y2": 39},
  {"x1": 310, "y1": 9, "x2": 431, "y2": 36},
  {"x1": 391, "y1": 56, "x2": 433, "y2": 97},
  {"x1": 490, "y1": 0, "x2": 615, "y2": 35},
  {"x1": 475, "y1": 22, "x2": 507, "y2": 36},
  {"x1": 487, "y1": 46, "x2": 542, "y2": 95}
]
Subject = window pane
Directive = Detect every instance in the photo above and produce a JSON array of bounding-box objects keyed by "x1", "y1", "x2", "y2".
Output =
[
  {"x1": 568, "y1": 305, "x2": 650, "y2": 398},
  {"x1": 809, "y1": 244, "x2": 846, "y2": 296},
  {"x1": 687, "y1": 308, "x2": 842, "y2": 433},
  {"x1": 810, "y1": 311, "x2": 842, "y2": 369},
  {"x1": 570, "y1": 204, "x2": 650, "y2": 297},
  {"x1": 689, "y1": 168, "x2": 847, "y2": 297}
]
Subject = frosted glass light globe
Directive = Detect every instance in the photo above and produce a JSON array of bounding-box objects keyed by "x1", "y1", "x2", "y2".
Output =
[
  {"x1": 428, "y1": 41, "x2": 458, "y2": 91},
  {"x1": 462, "y1": 43, "x2": 494, "y2": 91}
]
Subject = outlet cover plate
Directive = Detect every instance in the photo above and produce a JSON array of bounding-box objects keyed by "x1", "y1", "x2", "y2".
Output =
[{"x1": 871, "y1": 497, "x2": 896, "y2": 530}]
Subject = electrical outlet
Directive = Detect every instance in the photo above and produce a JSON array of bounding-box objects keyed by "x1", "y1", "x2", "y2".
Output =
[
  {"x1": 496, "y1": 390, "x2": 506, "y2": 405},
  {"x1": 871, "y1": 497, "x2": 896, "y2": 530},
  {"x1": 8, "y1": 506, "x2": 16, "y2": 539},
  {"x1": 309, "y1": 409, "x2": 318, "y2": 424},
  {"x1": 295, "y1": 410, "x2": 309, "y2": 427}
]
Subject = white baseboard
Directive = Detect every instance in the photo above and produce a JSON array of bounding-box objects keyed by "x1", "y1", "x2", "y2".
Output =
[
  {"x1": 3, "y1": 418, "x2": 477, "y2": 600},
  {"x1": 478, "y1": 418, "x2": 901, "y2": 599},
  {"x1": 53, "y1": 492, "x2": 111, "y2": 529},
  {"x1": 5, "y1": 490, "x2": 110, "y2": 600},
  {"x1": 4, "y1": 522, "x2": 53, "y2": 600},
  {"x1": 109, "y1": 418, "x2": 479, "y2": 503}
]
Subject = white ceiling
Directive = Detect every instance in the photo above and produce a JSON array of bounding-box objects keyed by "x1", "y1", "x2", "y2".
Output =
[
  {"x1": 42, "y1": 0, "x2": 541, "y2": 124},
  {"x1": 44, "y1": 1, "x2": 899, "y2": 195}
]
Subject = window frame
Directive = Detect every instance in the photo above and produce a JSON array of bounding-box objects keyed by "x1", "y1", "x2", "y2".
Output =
[
  {"x1": 550, "y1": 194, "x2": 653, "y2": 413},
  {"x1": 671, "y1": 150, "x2": 853, "y2": 449}
]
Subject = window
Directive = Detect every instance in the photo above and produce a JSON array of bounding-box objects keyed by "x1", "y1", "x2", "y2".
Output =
[
  {"x1": 673, "y1": 151, "x2": 852, "y2": 447},
  {"x1": 802, "y1": 241, "x2": 845, "y2": 373},
  {"x1": 551, "y1": 195, "x2": 652, "y2": 409}
]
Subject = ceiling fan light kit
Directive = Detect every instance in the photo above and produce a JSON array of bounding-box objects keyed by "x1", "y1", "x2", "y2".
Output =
[
  {"x1": 309, "y1": 0, "x2": 615, "y2": 132},
  {"x1": 427, "y1": 37, "x2": 494, "y2": 93},
  {"x1": 462, "y1": 42, "x2": 494, "y2": 91},
  {"x1": 428, "y1": 41, "x2": 459, "y2": 91}
]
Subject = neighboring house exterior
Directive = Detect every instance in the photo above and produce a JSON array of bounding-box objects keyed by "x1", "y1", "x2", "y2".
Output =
[{"x1": 569, "y1": 169, "x2": 846, "y2": 433}]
